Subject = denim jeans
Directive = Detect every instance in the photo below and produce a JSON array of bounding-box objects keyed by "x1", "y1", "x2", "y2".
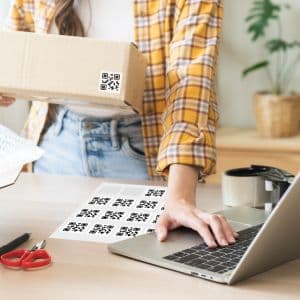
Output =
[{"x1": 34, "y1": 107, "x2": 149, "y2": 180}]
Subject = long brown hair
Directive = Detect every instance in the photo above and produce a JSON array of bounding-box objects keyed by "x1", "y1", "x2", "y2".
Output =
[
  {"x1": 46, "y1": 0, "x2": 85, "y2": 128},
  {"x1": 54, "y1": 0, "x2": 84, "y2": 37}
]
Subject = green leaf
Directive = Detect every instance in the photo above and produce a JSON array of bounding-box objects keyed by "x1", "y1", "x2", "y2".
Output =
[
  {"x1": 266, "y1": 39, "x2": 288, "y2": 53},
  {"x1": 246, "y1": 0, "x2": 281, "y2": 41},
  {"x1": 242, "y1": 60, "x2": 270, "y2": 77},
  {"x1": 288, "y1": 41, "x2": 300, "y2": 48}
]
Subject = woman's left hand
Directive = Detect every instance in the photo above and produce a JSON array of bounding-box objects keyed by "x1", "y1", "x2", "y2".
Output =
[{"x1": 155, "y1": 164, "x2": 238, "y2": 248}]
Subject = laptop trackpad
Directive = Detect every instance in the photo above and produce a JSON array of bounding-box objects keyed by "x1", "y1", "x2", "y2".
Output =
[
  {"x1": 219, "y1": 206, "x2": 267, "y2": 231},
  {"x1": 228, "y1": 221, "x2": 250, "y2": 232}
]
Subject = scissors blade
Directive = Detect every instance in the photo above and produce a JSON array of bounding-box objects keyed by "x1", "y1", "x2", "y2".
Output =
[{"x1": 30, "y1": 240, "x2": 46, "y2": 251}]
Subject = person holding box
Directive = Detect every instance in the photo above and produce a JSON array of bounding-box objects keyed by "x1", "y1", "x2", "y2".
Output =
[{"x1": 0, "y1": 0, "x2": 237, "y2": 247}]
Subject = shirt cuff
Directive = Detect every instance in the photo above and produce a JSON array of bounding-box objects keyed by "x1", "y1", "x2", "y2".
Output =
[{"x1": 156, "y1": 123, "x2": 216, "y2": 178}]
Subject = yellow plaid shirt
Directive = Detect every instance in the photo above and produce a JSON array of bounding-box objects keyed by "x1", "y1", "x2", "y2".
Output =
[{"x1": 5, "y1": 0, "x2": 223, "y2": 179}]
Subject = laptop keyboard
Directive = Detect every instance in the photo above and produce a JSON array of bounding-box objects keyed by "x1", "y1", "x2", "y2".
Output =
[{"x1": 163, "y1": 224, "x2": 263, "y2": 274}]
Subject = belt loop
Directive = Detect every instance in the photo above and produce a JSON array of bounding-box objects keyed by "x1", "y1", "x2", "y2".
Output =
[
  {"x1": 53, "y1": 107, "x2": 67, "y2": 136},
  {"x1": 110, "y1": 119, "x2": 120, "y2": 150}
]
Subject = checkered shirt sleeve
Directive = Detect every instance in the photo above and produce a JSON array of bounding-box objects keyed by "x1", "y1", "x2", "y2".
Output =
[{"x1": 156, "y1": 0, "x2": 223, "y2": 178}]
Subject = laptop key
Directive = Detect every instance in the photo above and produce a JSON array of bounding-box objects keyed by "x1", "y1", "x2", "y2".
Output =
[
  {"x1": 177, "y1": 254, "x2": 198, "y2": 263},
  {"x1": 173, "y1": 252, "x2": 187, "y2": 258},
  {"x1": 194, "y1": 263, "x2": 211, "y2": 269},
  {"x1": 226, "y1": 253, "x2": 239, "y2": 259},
  {"x1": 213, "y1": 257, "x2": 227, "y2": 263},
  {"x1": 210, "y1": 252, "x2": 223, "y2": 258},
  {"x1": 231, "y1": 258, "x2": 240, "y2": 264},
  {"x1": 197, "y1": 250, "x2": 208, "y2": 256},
  {"x1": 182, "y1": 249, "x2": 196, "y2": 254},
  {"x1": 207, "y1": 248, "x2": 218, "y2": 253},
  {"x1": 185, "y1": 261, "x2": 205, "y2": 267},
  {"x1": 209, "y1": 265, "x2": 226, "y2": 273},
  {"x1": 201, "y1": 254, "x2": 215, "y2": 260},
  {"x1": 188, "y1": 258, "x2": 207, "y2": 266},
  {"x1": 206, "y1": 260, "x2": 220, "y2": 267},
  {"x1": 164, "y1": 255, "x2": 178, "y2": 260},
  {"x1": 220, "y1": 261, "x2": 234, "y2": 267}
]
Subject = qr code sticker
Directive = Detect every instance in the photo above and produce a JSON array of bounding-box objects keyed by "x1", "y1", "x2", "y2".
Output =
[
  {"x1": 99, "y1": 72, "x2": 122, "y2": 94},
  {"x1": 127, "y1": 212, "x2": 150, "y2": 223},
  {"x1": 145, "y1": 189, "x2": 165, "y2": 197},
  {"x1": 136, "y1": 200, "x2": 158, "y2": 210},
  {"x1": 62, "y1": 222, "x2": 88, "y2": 233},
  {"x1": 116, "y1": 226, "x2": 141, "y2": 237},
  {"x1": 101, "y1": 211, "x2": 125, "y2": 220},
  {"x1": 76, "y1": 209, "x2": 100, "y2": 218},
  {"x1": 112, "y1": 198, "x2": 134, "y2": 207},
  {"x1": 89, "y1": 224, "x2": 114, "y2": 235},
  {"x1": 152, "y1": 214, "x2": 161, "y2": 224},
  {"x1": 88, "y1": 197, "x2": 111, "y2": 206}
]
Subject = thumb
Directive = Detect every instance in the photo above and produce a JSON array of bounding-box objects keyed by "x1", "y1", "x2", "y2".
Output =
[{"x1": 155, "y1": 214, "x2": 170, "y2": 242}]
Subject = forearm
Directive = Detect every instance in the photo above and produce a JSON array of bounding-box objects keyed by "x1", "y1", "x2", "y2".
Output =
[{"x1": 167, "y1": 164, "x2": 199, "y2": 205}]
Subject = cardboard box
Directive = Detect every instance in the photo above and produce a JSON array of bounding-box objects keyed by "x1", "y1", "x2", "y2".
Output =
[{"x1": 0, "y1": 31, "x2": 147, "y2": 113}]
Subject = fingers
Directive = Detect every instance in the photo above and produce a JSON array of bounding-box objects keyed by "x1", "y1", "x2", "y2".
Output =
[
  {"x1": 156, "y1": 213, "x2": 180, "y2": 242},
  {"x1": 207, "y1": 214, "x2": 230, "y2": 247},
  {"x1": 196, "y1": 211, "x2": 238, "y2": 246},
  {"x1": 191, "y1": 218, "x2": 217, "y2": 248},
  {"x1": 155, "y1": 214, "x2": 170, "y2": 242},
  {"x1": 175, "y1": 210, "x2": 217, "y2": 248},
  {"x1": 217, "y1": 214, "x2": 239, "y2": 240},
  {"x1": 0, "y1": 95, "x2": 16, "y2": 107}
]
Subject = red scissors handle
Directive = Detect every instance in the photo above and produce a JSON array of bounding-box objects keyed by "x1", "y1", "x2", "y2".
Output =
[
  {"x1": 1, "y1": 249, "x2": 29, "y2": 268},
  {"x1": 1, "y1": 249, "x2": 51, "y2": 269},
  {"x1": 21, "y1": 249, "x2": 51, "y2": 269}
]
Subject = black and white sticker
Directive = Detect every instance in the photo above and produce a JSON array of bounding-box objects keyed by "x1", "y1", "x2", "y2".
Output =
[{"x1": 99, "y1": 71, "x2": 122, "y2": 94}]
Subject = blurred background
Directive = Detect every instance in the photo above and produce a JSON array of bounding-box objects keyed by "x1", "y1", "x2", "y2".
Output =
[{"x1": 1, "y1": 0, "x2": 300, "y2": 132}]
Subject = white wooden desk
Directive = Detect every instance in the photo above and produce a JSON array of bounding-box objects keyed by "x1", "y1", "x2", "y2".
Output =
[{"x1": 0, "y1": 173, "x2": 299, "y2": 299}]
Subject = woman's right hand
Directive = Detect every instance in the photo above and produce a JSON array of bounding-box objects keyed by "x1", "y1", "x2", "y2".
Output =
[{"x1": 0, "y1": 95, "x2": 16, "y2": 107}]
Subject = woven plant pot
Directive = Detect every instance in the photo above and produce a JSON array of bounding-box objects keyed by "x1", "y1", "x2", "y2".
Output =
[{"x1": 254, "y1": 93, "x2": 300, "y2": 138}]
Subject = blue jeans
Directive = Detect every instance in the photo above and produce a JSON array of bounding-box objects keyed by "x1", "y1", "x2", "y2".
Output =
[{"x1": 34, "y1": 107, "x2": 149, "y2": 180}]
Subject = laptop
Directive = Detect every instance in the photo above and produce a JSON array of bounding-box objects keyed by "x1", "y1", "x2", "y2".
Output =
[{"x1": 108, "y1": 173, "x2": 300, "y2": 285}]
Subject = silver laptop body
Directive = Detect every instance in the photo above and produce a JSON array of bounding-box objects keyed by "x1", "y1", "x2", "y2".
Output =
[{"x1": 109, "y1": 173, "x2": 300, "y2": 285}]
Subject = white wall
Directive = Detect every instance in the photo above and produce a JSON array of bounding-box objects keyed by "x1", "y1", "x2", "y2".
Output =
[
  {"x1": 0, "y1": 0, "x2": 29, "y2": 133},
  {"x1": 1, "y1": 0, "x2": 300, "y2": 131}
]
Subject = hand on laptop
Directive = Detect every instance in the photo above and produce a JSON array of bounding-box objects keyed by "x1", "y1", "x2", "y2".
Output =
[
  {"x1": 155, "y1": 164, "x2": 238, "y2": 248},
  {"x1": 0, "y1": 95, "x2": 16, "y2": 107}
]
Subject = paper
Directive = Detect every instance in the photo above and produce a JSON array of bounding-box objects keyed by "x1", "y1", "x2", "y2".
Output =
[
  {"x1": 0, "y1": 166, "x2": 22, "y2": 188},
  {"x1": 50, "y1": 183, "x2": 167, "y2": 243},
  {"x1": 0, "y1": 124, "x2": 44, "y2": 187}
]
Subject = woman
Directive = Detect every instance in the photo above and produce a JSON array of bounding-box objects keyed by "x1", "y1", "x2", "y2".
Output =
[{"x1": 0, "y1": 0, "x2": 237, "y2": 247}]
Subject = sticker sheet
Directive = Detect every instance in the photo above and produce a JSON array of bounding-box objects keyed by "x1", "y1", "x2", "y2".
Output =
[{"x1": 50, "y1": 183, "x2": 167, "y2": 244}]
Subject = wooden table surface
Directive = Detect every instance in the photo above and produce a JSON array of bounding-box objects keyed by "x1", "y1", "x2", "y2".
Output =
[
  {"x1": 0, "y1": 173, "x2": 299, "y2": 299},
  {"x1": 216, "y1": 128, "x2": 300, "y2": 153}
]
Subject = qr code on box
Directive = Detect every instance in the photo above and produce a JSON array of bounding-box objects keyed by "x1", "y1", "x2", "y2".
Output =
[{"x1": 99, "y1": 72, "x2": 122, "y2": 94}]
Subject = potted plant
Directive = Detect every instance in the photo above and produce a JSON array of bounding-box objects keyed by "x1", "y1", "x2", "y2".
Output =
[{"x1": 243, "y1": 0, "x2": 300, "y2": 137}]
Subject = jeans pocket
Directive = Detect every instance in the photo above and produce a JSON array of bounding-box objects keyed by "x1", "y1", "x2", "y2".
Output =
[{"x1": 122, "y1": 136, "x2": 146, "y2": 161}]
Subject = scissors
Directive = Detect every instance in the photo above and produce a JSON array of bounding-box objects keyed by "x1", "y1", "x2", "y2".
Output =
[{"x1": 0, "y1": 240, "x2": 52, "y2": 270}]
